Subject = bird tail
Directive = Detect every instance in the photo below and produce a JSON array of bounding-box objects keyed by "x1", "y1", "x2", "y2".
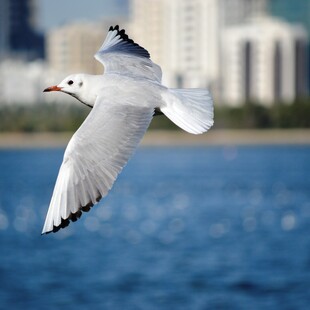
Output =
[{"x1": 160, "y1": 88, "x2": 214, "y2": 134}]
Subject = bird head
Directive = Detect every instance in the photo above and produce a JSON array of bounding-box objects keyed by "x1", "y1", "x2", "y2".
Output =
[
  {"x1": 44, "y1": 74, "x2": 84, "y2": 95},
  {"x1": 43, "y1": 74, "x2": 94, "y2": 107}
]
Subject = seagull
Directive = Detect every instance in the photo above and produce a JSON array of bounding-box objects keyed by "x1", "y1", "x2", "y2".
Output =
[{"x1": 42, "y1": 25, "x2": 214, "y2": 234}]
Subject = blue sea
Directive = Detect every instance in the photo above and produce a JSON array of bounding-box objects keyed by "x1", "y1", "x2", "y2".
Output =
[{"x1": 0, "y1": 145, "x2": 309, "y2": 309}]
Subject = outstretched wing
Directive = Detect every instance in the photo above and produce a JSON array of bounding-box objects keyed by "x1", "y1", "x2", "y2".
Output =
[
  {"x1": 42, "y1": 96, "x2": 154, "y2": 234},
  {"x1": 95, "y1": 25, "x2": 162, "y2": 82}
]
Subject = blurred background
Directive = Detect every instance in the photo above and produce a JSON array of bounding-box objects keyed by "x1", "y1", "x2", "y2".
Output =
[
  {"x1": 0, "y1": 0, "x2": 310, "y2": 309},
  {"x1": 0, "y1": 0, "x2": 309, "y2": 129}
]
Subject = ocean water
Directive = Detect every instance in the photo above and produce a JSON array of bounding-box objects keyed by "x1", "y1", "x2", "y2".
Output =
[{"x1": 0, "y1": 145, "x2": 309, "y2": 309}]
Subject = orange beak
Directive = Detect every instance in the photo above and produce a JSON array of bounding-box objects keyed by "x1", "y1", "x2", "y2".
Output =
[{"x1": 43, "y1": 85, "x2": 62, "y2": 92}]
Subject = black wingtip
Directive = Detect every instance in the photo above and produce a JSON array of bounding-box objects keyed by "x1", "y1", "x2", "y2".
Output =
[
  {"x1": 107, "y1": 25, "x2": 150, "y2": 59},
  {"x1": 109, "y1": 25, "x2": 119, "y2": 31},
  {"x1": 43, "y1": 196, "x2": 103, "y2": 234}
]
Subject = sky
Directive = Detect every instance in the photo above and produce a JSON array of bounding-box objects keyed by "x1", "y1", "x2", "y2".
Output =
[{"x1": 39, "y1": 0, "x2": 129, "y2": 31}]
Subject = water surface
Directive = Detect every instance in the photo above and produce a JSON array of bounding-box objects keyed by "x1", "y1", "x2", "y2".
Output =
[{"x1": 0, "y1": 146, "x2": 309, "y2": 309}]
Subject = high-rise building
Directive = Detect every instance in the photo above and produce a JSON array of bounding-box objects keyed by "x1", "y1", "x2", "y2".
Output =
[
  {"x1": 0, "y1": 0, "x2": 44, "y2": 60},
  {"x1": 268, "y1": 0, "x2": 310, "y2": 92},
  {"x1": 129, "y1": 0, "x2": 268, "y2": 97},
  {"x1": 129, "y1": 0, "x2": 167, "y2": 68},
  {"x1": 47, "y1": 21, "x2": 129, "y2": 76},
  {"x1": 130, "y1": 0, "x2": 308, "y2": 105},
  {"x1": 221, "y1": 17, "x2": 308, "y2": 106},
  {"x1": 47, "y1": 22, "x2": 104, "y2": 75}
]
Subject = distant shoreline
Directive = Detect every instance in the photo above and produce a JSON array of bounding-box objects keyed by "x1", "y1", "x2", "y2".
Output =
[{"x1": 0, "y1": 129, "x2": 310, "y2": 149}]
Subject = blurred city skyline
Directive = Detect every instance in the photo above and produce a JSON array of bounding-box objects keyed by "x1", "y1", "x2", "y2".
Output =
[{"x1": 0, "y1": 0, "x2": 309, "y2": 106}]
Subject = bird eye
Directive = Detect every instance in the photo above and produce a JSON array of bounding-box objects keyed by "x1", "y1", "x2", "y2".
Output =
[{"x1": 68, "y1": 80, "x2": 74, "y2": 85}]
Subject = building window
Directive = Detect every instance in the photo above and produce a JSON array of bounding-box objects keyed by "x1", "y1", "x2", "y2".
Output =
[
  {"x1": 295, "y1": 39, "x2": 307, "y2": 97},
  {"x1": 244, "y1": 41, "x2": 252, "y2": 102},
  {"x1": 274, "y1": 41, "x2": 282, "y2": 102}
]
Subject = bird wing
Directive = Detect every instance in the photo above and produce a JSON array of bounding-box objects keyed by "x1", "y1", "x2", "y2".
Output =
[
  {"x1": 42, "y1": 96, "x2": 154, "y2": 234},
  {"x1": 94, "y1": 25, "x2": 162, "y2": 82}
]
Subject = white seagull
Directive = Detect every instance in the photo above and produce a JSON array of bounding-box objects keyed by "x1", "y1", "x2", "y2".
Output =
[{"x1": 42, "y1": 25, "x2": 214, "y2": 234}]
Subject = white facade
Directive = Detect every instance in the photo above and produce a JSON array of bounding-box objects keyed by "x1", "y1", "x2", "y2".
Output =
[
  {"x1": 0, "y1": 59, "x2": 78, "y2": 105},
  {"x1": 221, "y1": 17, "x2": 308, "y2": 106},
  {"x1": 47, "y1": 22, "x2": 106, "y2": 76},
  {"x1": 167, "y1": 0, "x2": 220, "y2": 89},
  {"x1": 47, "y1": 19, "x2": 129, "y2": 76},
  {"x1": 129, "y1": 0, "x2": 269, "y2": 99},
  {"x1": 0, "y1": 60, "x2": 46, "y2": 104},
  {"x1": 130, "y1": 0, "x2": 221, "y2": 89},
  {"x1": 129, "y1": 0, "x2": 167, "y2": 68}
]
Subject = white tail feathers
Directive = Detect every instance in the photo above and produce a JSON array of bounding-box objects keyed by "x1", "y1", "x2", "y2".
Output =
[{"x1": 161, "y1": 88, "x2": 214, "y2": 134}]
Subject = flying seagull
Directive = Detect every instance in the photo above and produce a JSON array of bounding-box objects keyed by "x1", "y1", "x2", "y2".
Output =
[{"x1": 42, "y1": 25, "x2": 214, "y2": 234}]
